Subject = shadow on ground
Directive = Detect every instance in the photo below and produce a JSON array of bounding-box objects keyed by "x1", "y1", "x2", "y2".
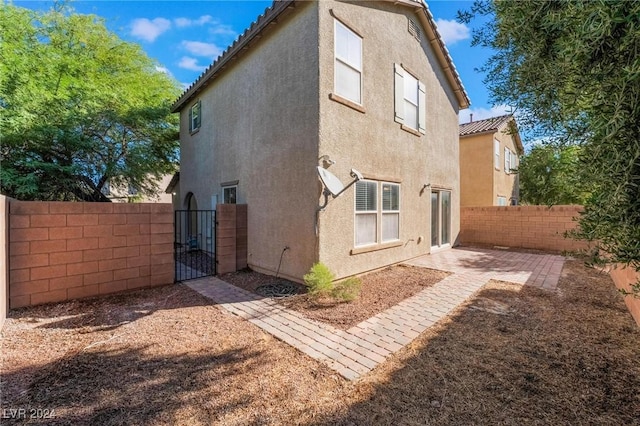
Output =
[
  {"x1": 8, "y1": 285, "x2": 211, "y2": 331},
  {"x1": 1, "y1": 346, "x2": 264, "y2": 425},
  {"x1": 308, "y1": 260, "x2": 640, "y2": 425}
]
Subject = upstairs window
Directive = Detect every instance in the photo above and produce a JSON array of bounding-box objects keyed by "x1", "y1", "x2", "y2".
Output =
[
  {"x1": 510, "y1": 150, "x2": 518, "y2": 172},
  {"x1": 504, "y1": 147, "x2": 511, "y2": 173},
  {"x1": 494, "y1": 139, "x2": 500, "y2": 170},
  {"x1": 334, "y1": 20, "x2": 362, "y2": 105},
  {"x1": 394, "y1": 64, "x2": 426, "y2": 134},
  {"x1": 189, "y1": 100, "x2": 201, "y2": 133}
]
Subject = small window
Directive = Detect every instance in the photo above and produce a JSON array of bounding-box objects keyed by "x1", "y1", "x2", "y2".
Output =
[
  {"x1": 494, "y1": 139, "x2": 500, "y2": 170},
  {"x1": 334, "y1": 20, "x2": 362, "y2": 105},
  {"x1": 189, "y1": 100, "x2": 201, "y2": 133},
  {"x1": 394, "y1": 64, "x2": 426, "y2": 134},
  {"x1": 497, "y1": 196, "x2": 507, "y2": 206},
  {"x1": 222, "y1": 186, "x2": 237, "y2": 204}
]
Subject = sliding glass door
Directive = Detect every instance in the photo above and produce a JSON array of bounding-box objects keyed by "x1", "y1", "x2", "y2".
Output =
[{"x1": 431, "y1": 190, "x2": 451, "y2": 248}]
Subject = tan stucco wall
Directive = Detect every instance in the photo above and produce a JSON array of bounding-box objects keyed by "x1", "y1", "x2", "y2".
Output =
[
  {"x1": 460, "y1": 133, "x2": 493, "y2": 206},
  {"x1": 317, "y1": 1, "x2": 461, "y2": 279},
  {"x1": 179, "y1": 2, "x2": 320, "y2": 281},
  {"x1": 460, "y1": 126, "x2": 519, "y2": 206}
]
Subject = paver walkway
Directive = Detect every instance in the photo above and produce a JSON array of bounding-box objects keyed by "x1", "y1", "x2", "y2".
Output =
[{"x1": 186, "y1": 247, "x2": 565, "y2": 380}]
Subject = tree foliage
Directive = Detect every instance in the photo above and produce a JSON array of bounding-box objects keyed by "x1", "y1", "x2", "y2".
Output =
[
  {"x1": 459, "y1": 1, "x2": 640, "y2": 279},
  {"x1": 0, "y1": 3, "x2": 180, "y2": 201},
  {"x1": 518, "y1": 144, "x2": 590, "y2": 206}
]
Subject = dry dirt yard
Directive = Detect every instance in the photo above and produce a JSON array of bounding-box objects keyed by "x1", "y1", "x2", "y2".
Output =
[
  {"x1": 1, "y1": 258, "x2": 639, "y2": 425},
  {"x1": 221, "y1": 264, "x2": 450, "y2": 329}
]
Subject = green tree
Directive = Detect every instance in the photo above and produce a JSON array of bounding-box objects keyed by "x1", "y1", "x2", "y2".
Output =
[
  {"x1": 460, "y1": 1, "x2": 640, "y2": 286},
  {"x1": 0, "y1": 3, "x2": 180, "y2": 201},
  {"x1": 518, "y1": 144, "x2": 589, "y2": 206}
]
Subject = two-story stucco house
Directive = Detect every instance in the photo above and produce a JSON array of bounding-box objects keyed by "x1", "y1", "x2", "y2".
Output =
[
  {"x1": 459, "y1": 114, "x2": 523, "y2": 207},
  {"x1": 171, "y1": 0, "x2": 470, "y2": 282}
]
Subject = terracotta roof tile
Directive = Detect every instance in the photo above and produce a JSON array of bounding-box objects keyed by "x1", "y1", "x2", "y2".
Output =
[{"x1": 459, "y1": 114, "x2": 513, "y2": 137}]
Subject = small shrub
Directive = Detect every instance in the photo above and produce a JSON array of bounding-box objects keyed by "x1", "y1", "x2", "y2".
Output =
[
  {"x1": 303, "y1": 262, "x2": 335, "y2": 297},
  {"x1": 331, "y1": 277, "x2": 361, "y2": 302}
]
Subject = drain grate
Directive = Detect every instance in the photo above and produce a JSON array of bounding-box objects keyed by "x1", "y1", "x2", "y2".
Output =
[{"x1": 256, "y1": 281, "x2": 297, "y2": 298}]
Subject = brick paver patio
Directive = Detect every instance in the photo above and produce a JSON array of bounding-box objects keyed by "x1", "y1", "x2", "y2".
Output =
[{"x1": 186, "y1": 247, "x2": 565, "y2": 380}]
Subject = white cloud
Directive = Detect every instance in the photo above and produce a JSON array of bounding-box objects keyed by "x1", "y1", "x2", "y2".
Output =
[
  {"x1": 174, "y1": 15, "x2": 214, "y2": 28},
  {"x1": 178, "y1": 56, "x2": 207, "y2": 72},
  {"x1": 209, "y1": 23, "x2": 236, "y2": 37},
  {"x1": 181, "y1": 41, "x2": 222, "y2": 58},
  {"x1": 155, "y1": 65, "x2": 176, "y2": 79},
  {"x1": 459, "y1": 105, "x2": 512, "y2": 124},
  {"x1": 435, "y1": 19, "x2": 470, "y2": 46},
  {"x1": 131, "y1": 18, "x2": 171, "y2": 42}
]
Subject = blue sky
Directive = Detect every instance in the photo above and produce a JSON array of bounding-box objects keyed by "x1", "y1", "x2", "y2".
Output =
[{"x1": 14, "y1": 0, "x2": 507, "y2": 123}]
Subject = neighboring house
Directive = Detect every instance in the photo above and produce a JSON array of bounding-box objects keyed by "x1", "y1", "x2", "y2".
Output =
[
  {"x1": 172, "y1": 0, "x2": 470, "y2": 281},
  {"x1": 102, "y1": 174, "x2": 174, "y2": 203},
  {"x1": 459, "y1": 114, "x2": 523, "y2": 207}
]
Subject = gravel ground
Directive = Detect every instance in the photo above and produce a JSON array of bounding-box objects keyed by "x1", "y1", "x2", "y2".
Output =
[
  {"x1": 2, "y1": 258, "x2": 639, "y2": 425},
  {"x1": 221, "y1": 265, "x2": 450, "y2": 329}
]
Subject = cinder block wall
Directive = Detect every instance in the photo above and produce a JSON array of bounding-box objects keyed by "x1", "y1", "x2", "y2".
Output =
[
  {"x1": 0, "y1": 195, "x2": 8, "y2": 329},
  {"x1": 9, "y1": 201, "x2": 173, "y2": 309},
  {"x1": 609, "y1": 266, "x2": 640, "y2": 327},
  {"x1": 460, "y1": 205, "x2": 588, "y2": 252}
]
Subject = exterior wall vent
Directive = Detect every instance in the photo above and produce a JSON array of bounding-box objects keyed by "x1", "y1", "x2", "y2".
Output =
[{"x1": 408, "y1": 18, "x2": 421, "y2": 41}]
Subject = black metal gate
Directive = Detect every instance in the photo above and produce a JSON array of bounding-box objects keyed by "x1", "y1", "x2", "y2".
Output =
[{"x1": 174, "y1": 210, "x2": 216, "y2": 281}]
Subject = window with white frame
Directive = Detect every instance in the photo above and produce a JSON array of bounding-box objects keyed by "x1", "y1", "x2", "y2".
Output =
[
  {"x1": 510, "y1": 150, "x2": 518, "y2": 172},
  {"x1": 334, "y1": 20, "x2": 362, "y2": 105},
  {"x1": 222, "y1": 186, "x2": 237, "y2": 204},
  {"x1": 355, "y1": 180, "x2": 400, "y2": 247},
  {"x1": 382, "y1": 183, "x2": 400, "y2": 242},
  {"x1": 497, "y1": 196, "x2": 507, "y2": 206},
  {"x1": 504, "y1": 147, "x2": 511, "y2": 173},
  {"x1": 189, "y1": 100, "x2": 201, "y2": 133},
  {"x1": 394, "y1": 64, "x2": 426, "y2": 133},
  {"x1": 355, "y1": 181, "x2": 377, "y2": 246},
  {"x1": 494, "y1": 139, "x2": 500, "y2": 169}
]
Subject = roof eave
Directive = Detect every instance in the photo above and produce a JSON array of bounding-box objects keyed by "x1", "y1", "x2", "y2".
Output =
[
  {"x1": 170, "y1": 0, "x2": 296, "y2": 113},
  {"x1": 394, "y1": 0, "x2": 470, "y2": 109}
]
